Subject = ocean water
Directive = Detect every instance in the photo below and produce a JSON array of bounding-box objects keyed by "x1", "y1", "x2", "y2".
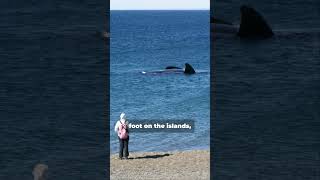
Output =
[
  {"x1": 212, "y1": 1, "x2": 320, "y2": 179},
  {"x1": 110, "y1": 11, "x2": 210, "y2": 153},
  {"x1": 0, "y1": 1, "x2": 108, "y2": 179}
]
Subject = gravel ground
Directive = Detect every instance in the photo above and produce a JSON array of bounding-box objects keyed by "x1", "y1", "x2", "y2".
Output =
[{"x1": 110, "y1": 150, "x2": 210, "y2": 180}]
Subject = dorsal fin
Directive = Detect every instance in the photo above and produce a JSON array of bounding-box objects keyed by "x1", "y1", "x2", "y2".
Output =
[
  {"x1": 237, "y1": 5, "x2": 274, "y2": 38},
  {"x1": 184, "y1": 63, "x2": 195, "y2": 74}
]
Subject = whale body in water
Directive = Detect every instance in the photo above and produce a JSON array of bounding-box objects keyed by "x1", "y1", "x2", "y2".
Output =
[
  {"x1": 142, "y1": 63, "x2": 196, "y2": 75},
  {"x1": 211, "y1": 5, "x2": 274, "y2": 38}
]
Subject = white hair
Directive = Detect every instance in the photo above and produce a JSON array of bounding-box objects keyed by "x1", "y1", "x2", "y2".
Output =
[{"x1": 120, "y1": 112, "x2": 126, "y2": 120}]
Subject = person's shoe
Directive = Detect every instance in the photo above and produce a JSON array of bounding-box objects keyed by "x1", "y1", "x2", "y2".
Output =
[
  {"x1": 123, "y1": 157, "x2": 128, "y2": 160},
  {"x1": 118, "y1": 157, "x2": 123, "y2": 160}
]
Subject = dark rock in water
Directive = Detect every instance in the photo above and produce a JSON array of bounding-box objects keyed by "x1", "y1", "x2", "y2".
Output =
[
  {"x1": 184, "y1": 63, "x2": 196, "y2": 74},
  {"x1": 237, "y1": 5, "x2": 274, "y2": 38}
]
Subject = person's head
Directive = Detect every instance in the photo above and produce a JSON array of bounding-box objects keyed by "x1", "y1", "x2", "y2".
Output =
[
  {"x1": 120, "y1": 112, "x2": 126, "y2": 121},
  {"x1": 33, "y1": 163, "x2": 48, "y2": 180}
]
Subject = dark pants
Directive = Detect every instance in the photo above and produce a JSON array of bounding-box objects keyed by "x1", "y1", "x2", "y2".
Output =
[{"x1": 119, "y1": 136, "x2": 129, "y2": 158}]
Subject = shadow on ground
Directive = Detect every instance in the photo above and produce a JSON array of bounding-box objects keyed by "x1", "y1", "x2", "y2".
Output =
[{"x1": 129, "y1": 153, "x2": 171, "y2": 160}]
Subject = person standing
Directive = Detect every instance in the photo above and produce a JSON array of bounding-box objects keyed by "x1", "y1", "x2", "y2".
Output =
[{"x1": 114, "y1": 112, "x2": 129, "y2": 159}]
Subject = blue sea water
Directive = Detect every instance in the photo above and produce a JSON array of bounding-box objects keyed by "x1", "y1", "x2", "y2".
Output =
[
  {"x1": 0, "y1": 1, "x2": 108, "y2": 179},
  {"x1": 110, "y1": 11, "x2": 210, "y2": 153},
  {"x1": 212, "y1": 0, "x2": 320, "y2": 179}
]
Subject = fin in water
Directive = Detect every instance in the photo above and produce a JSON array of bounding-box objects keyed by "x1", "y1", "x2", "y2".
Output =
[
  {"x1": 184, "y1": 63, "x2": 196, "y2": 74},
  {"x1": 237, "y1": 5, "x2": 274, "y2": 38}
]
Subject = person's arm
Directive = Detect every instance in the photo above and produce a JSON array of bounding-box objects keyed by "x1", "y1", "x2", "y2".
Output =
[
  {"x1": 126, "y1": 121, "x2": 129, "y2": 133},
  {"x1": 114, "y1": 121, "x2": 119, "y2": 133}
]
